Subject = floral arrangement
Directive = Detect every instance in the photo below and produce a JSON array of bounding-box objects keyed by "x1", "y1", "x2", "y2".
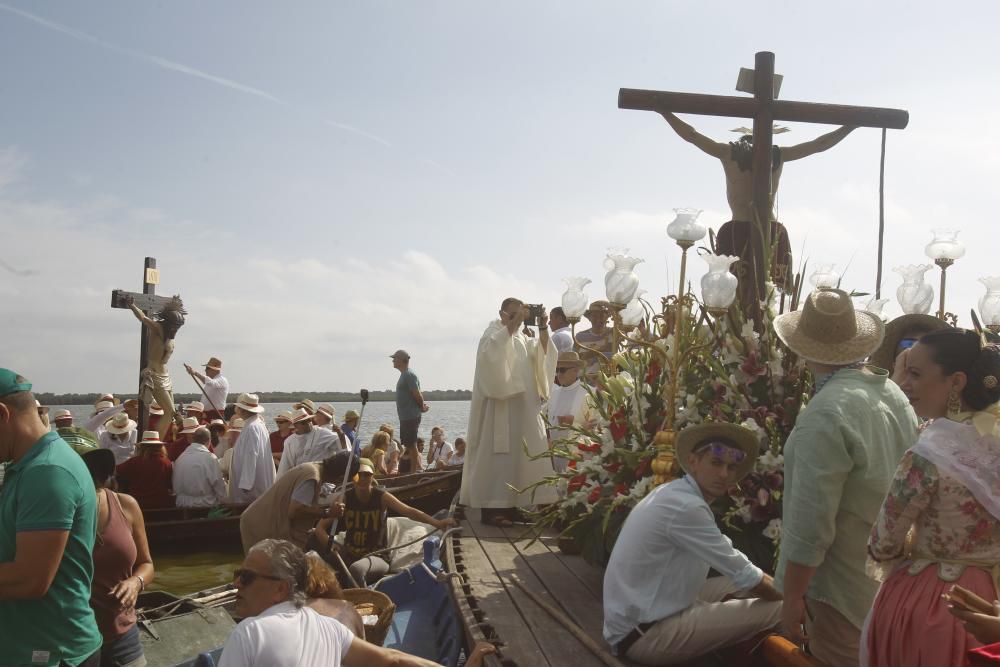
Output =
[{"x1": 526, "y1": 286, "x2": 810, "y2": 571}]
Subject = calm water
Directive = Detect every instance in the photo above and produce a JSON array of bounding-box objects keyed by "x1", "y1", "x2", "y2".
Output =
[{"x1": 55, "y1": 401, "x2": 472, "y2": 594}]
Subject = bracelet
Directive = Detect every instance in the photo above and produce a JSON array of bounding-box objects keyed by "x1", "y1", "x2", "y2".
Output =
[{"x1": 135, "y1": 574, "x2": 145, "y2": 591}]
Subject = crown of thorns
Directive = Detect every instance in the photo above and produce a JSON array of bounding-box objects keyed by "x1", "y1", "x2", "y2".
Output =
[{"x1": 155, "y1": 296, "x2": 187, "y2": 323}]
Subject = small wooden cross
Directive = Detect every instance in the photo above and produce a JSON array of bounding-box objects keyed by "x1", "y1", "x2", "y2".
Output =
[
  {"x1": 619, "y1": 51, "x2": 909, "y2": 318},
  {"x1": 111, "y1": 257, "x2": 172, "y2": 429}
]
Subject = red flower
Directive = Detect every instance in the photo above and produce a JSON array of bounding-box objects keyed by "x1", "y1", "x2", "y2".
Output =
[
  {"x1": 578, "y1": 442, "x2": 601, "y2": 454},
  {"x1": 634, "y1": 458, "x2": 651, "y2": 479},
  {"x1": 645, "y1": 361, "x2": 662, "y2": 384},
  {"x1": 587, "y1": 487, "x2": 602, "y2": 504},
  {"x1": 567, "y1": 474, "x2": 587, "y2": 493},
  {"x1": 567, "y1": 460, "x2": 577, "y2": 470},
  {"x1": 740, "y1": 351, "x2": 768, "y2": 379},
  {"x1": 615, "y1": 483, "x2": 628, "y2": 496},
  {"x1": 604, "y1": 461, "x2": 622, "y2": 474},
  {"x1": 609, "y1": 409, "x2": 628, "y2": 442}
]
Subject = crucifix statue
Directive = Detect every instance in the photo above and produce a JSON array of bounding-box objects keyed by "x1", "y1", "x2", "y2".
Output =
[
  {"x1": 111, "y1": 257, "x2": 185, "y2": 439},
  {"x1": 619, "y1": 51, "x2": 908, "y2": 322}
]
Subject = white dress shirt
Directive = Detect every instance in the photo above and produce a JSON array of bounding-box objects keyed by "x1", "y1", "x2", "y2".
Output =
[
  {"x1": 218, "y1": 601, "x2": 354, "y2": 667},
  {"x1": 602, "y1": 475, "x2": 764, "y2": 648},
  {"x1": 200, "y1": 374, "x2": 230, "y2": 413},
  {"x1": 551, "y1": 326, "x2": 573, "y2": 353},
  {"x1": 229, "y1": 415, "x2": 276, "y2": 504},
  {"x1": 173, "y1": 443, "x2": 227, "y2": 507},
  {"x1": 276, "y1": 428, "x2": 339, "y2": 477},
  {"x1": 428, "y1": 440, "x2": 455, "y2": 467},
  {"x1": 98, "y1": 430, "x2": 138, "y2": 465}
]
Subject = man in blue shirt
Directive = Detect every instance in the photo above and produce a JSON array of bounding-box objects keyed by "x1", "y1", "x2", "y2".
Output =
[
  {"x1": 603, "y1": 422, "x2": 782, "y2": 665},
  {"x1": 0, "y1": 368, "x2": 102, "y2": 666},
  {"x1": 391, "y1": 350, "x2": 429, "y2": 473}
]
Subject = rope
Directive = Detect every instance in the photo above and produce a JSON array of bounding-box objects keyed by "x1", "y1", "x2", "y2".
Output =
[{"x1": 876, "y1": 127, "x2": 887, "y2": 299}]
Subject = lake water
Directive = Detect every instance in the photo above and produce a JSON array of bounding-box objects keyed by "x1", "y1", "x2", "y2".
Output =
[{"x1": 55, "y1": 400, "x2": 472, "y2": 594}]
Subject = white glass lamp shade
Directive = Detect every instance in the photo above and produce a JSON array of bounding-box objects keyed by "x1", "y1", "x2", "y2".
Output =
[
  {"x1": 604, "y1": 249, "x2": 644, "y2": 306},
  {"x1": 666, "y1": 208, "x2": 706, "y2": 244},
  {"x1": 620, "y1": 293, "x2": 646, "y2": 327},
  {"x1": 809, "y1": 263, "x2": 840, "y2": 289},
  {"x1": 865, "y1": 297, "x2": 890, "y2": 319},
  {"x1": 894, "y1": 264, "x2": 935, "y2": 315},
  {"x1": 700, "y1": 253, "x2": 740, "y2": 310},
  {"x1": 979, "y1": 277, "x2": 1000, "y2": 326},
  {"x1": 561, "y1": 277, "x2": 592, "y2": 320},
  {"x1": 924, "y1": 229, "x2": 966, "y2": 262}
]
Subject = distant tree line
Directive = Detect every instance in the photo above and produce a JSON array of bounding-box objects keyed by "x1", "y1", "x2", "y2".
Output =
[{"x1": 35, "y1": 389, "x2": 472, "y2": 405}]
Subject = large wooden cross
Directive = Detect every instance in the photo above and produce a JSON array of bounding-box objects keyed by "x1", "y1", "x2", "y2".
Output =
[
  {"x1": 619, "y1": 51, "x2": 909, "y2": 317},
  {"x1": 111, "y1": 256, "x2": 171, "y2": 430}
]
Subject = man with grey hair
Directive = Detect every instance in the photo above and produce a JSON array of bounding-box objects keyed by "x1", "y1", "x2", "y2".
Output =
[
  {"x1": 222, "y1": 539, "x2": 495, "y2": 666},
  {"x1": 173, "y1": 426, "x2": 227, "y2": 507}
]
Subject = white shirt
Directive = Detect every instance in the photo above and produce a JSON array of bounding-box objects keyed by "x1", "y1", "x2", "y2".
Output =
[
  {"x1": 173, "y1": 443, "x2": 227, "y2": 507},
  {"x1": 98, "y1": 429, "x2": 137, "y2": 465},
  {"x1": 551, "y1": 326, "x2": 573, "y2": 353},
  {"x1": 218, "y1": 601, "x2": 354, "y2": 667},
  {"x1": 428, "y1": 439, "x2": 455, "y2": 466},
  {"x1": 547, "y1": 380, "x2": 586, "y2": 443},
  {"x1": 602, "y1": 475, "x2": 763, "y2": 649},
  {"x1": 201, "y1": 373, "x2": 230, "y2": 413},
  {"x1": 85, "y1": 404, "x2": 125, "y2": 439},
  {"x1": 277, "y1": 428, "x2": 339, "y2": 477},
  {"x1": 229, "y1": 415, "x2": 276, "y2": 504}
]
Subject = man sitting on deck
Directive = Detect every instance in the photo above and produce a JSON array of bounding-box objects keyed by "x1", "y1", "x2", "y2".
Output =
[{"x1": 603, "y1": 422, "x2": 783, "y2": 665}]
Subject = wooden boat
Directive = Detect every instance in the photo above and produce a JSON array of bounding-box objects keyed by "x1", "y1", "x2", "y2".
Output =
[
  {"x1": 136, "y1": 585, "x2": 236, "y2": 667},
  {"x1": 142, "y1": 467, "x2": 463, "y2": 554}
]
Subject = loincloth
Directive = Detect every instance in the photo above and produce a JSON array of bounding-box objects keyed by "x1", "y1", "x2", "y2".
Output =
[{"x1": 140, "y1": 368, "x2": 172, "y2": 402}]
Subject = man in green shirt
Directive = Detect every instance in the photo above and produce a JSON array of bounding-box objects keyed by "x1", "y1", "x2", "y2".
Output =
[
  {"x1": 0, "y1": 369, "x2": 102, "y2": 666},
  {"x1": 773, "y1": 290, "x2": 919, "y2": 667},
  {"x1": 392, "y1": 350, "x2": 429, "y2": 474}
]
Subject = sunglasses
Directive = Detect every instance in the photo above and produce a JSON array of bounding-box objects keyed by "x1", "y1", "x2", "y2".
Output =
[
  {"x1": 896, "y1": 337, "x2": 919, "y2": 352},
  {"x1": 233, "y1": 568, "x2": 283, "y2": 586}
]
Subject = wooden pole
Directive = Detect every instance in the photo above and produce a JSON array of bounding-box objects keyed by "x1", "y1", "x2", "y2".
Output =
[
  {"x1": 138, "y1": 257, "x2": 156, "y2": 431},
  {"x1": 876, "y1": 128, "x2": 887, "y2": 299},
  {"x1": 749, "y1": 51, "x2": 776, "y2": 318}
]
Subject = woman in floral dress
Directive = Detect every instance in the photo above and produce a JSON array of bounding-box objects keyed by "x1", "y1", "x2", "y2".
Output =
[{"x1": 865, "y1": 329, "x2": 1000, "y2": 666}]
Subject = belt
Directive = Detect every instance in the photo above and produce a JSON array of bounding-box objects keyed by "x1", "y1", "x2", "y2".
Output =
[{"x1": 617, "y1": 621, "x2": 654, "y2": 656}]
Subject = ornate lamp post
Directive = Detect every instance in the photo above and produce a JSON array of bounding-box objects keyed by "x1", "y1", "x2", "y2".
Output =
[
  {"x1": 980, "y1": 277, "x2": 1000, "y2": 335},
  {"x1": 700, "y1": 253, "x2": 740, "y2": 318},
  {"x1": 925, "y1": 229, "x2": 965, "y2": 322},
  {"x1": 561, "y1": 277, "x2": 591, "y2": 328}
]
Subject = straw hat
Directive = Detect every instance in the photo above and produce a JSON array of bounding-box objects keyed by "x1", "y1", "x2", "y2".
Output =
[
  {"x1": 235, "y1": 393, "x2": 264, "y2": 413},
  {"x1": 139, "y1": 430, "x2": 163, "y2": 445},
  {"x1": 676, "y1": 422, "x2": 760, "y2": 480},
  {"x1": 93, "y1": 400, "x2": 115, "y2": 413},
  {"x1": 316, "y1": 404, "x2": 336, "y2": 421},
  {"x1": 53, "y1": 409, "x2": 73, "y2": 421},
  {"x1": 185, "y1": 401, "x2": 205, "y2": 413},
  {"x1": 556, "y1": 351, "x2": 585, "y2": 369},
  {"x1": 148, "y1": 402, "x2": 164, "y2": 416},
  {"x1": 106, "y1": 412, "x2": 137, "y2": 435},
  {"x1": 204, "y1": 357, "x2": 223, "y2": 371},
  {"x1": 294, "y1": 399, "x2": 317, "y2": 415},
  {"x1": 868, "y1": 313, "x2": 950, "y2": 372},
  {"x1": 773, "y1": 288, "x2": 884, "y2": 366},
  {"x1": 290, "y1": 408, "x2": 314, "y2": 424},
  {"x1": 274, "y1": 410, "x2": 294, "y2": 424},
  {"x1": 227, "y1": 418, "x2": 244, "y2": 433},
  {"x1": 179, "y1": 416, "x2": 201, "y2": 434}
]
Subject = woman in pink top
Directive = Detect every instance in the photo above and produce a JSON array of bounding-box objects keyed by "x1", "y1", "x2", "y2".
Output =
[{"x1": 81, "y1": 448, "x2": 155, "y2": 667}]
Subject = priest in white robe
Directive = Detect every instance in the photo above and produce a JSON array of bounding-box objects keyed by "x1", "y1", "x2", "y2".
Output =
[
  {"x1": 460, "y1": 298, "x2": 559, "y2": 525},
  {"x1": 228, "y1": 393, "x2": 276, "y2": 504},
  {"x1": 276, "y1": 408, "x2": 339, "y2": 477}
]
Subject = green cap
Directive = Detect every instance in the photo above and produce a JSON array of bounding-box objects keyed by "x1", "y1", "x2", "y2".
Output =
[{"x1": 0, "y1": 369, "x2": 31, "y2": 397}]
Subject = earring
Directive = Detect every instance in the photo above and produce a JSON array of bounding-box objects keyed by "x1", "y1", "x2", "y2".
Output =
[{"x1": 947, "y1": 388, "x2": 963, "y2": 417}]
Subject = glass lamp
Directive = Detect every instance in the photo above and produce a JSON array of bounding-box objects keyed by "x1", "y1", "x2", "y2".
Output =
[
  {"x1": 666, "y1": 208, "x2": 706, "y2": 249},
  {"x1": 700, "y1": 253, "x2": 740, "y2": 316},
  {"x1": 561, "y1": 277, "x2": 592, "y2": 323},
  {"x1": 809, "y1": 263, "x2": 840, "y2": 290},
  {"x1": 924, "y1": 229, "x2": 965, "y2": 320},
  {"x1": 620, "y1": 293, "x2": 645, "y2": 328},
  {"x1": 604, "y1": 248, "x2": 644, "y2": 307},
  {"x1": 980, "y1": 277, "x2": 1000, "y2": 334},
  {"x1": 894, "y1": 264, "x2": 935, "y2": 315}
]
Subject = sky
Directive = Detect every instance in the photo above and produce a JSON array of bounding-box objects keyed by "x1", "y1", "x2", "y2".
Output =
[{"x1": 3, "y1": 1, "x2": 999, "y2": 394}]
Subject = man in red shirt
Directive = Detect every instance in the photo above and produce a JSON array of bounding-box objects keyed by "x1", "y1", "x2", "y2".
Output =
[
  {"x1": 166, "y1": 417, "x2": 201, "y2": 461},
  {"x1": 269, "y1": 411, "x2": 294, "y2": 467},
  {"x1": 116, "y1": 431, "x2": 174, "y2": 509}
]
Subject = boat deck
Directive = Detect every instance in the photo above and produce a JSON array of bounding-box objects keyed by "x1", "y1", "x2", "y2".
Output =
[{"x1": 446, "y1": 509, "x2": 747, "y2": 667}]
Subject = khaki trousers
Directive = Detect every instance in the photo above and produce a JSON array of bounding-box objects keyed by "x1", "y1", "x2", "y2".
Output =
[
  {"x1": 805, "y1": 598, "x2": 860, "y2": 667},
  {"x1": 626, "y1": 576, "x2": 782, "y2": 666}
]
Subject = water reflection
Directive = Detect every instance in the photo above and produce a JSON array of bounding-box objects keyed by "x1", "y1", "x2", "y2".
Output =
[{"x1": 150, "y1": 549, "x2": 244, "y2": 595}]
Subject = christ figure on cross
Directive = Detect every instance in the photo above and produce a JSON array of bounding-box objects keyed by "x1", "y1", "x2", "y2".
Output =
[
  {"x1": 661, "y1": 112, "x2": 855, "y2": 290},
  {"x1": 125, "y1": 294, "x2": 186, "y2": 439}
]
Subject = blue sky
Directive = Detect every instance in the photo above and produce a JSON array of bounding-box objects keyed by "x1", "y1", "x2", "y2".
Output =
[{"x1": 3, "y1": 1, "x2": 999, "y2": 393}]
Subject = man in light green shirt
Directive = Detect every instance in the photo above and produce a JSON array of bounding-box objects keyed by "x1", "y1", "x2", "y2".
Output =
[{"x1": 773, "y1": 289, "x2": 919, "y2": 667}]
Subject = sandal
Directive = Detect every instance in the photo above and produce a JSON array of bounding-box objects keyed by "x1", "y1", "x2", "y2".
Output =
[{"x1": 485, "y1": 515, "x2": 514, "y2": 528}]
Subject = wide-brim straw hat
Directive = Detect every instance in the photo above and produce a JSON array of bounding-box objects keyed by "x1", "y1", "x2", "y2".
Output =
[
  {"x1": 868, "y1": 313, "x2": 950, "y2": 372},
  {"x1": 556, "y1": 351, "x2": 585, "y2": 369},
  {"x1": 179, "y1": 416, "x2": 201, "y2": 434},
  {"x1": 106, "y1": 413, "x2": 137, "y2": 435},
  {"x1": 235, "y1": 393, "x2": 264, "y2": 413},
  {"x1": 676, "y1": 422, "x2": 760, "y2": 480},
  {"x1": 294, "y1": 399, "x2": 317, "y2": 415},
  {"x1": 226, "y1": 418, "x2": 245, "y2": 433},
  {"x1": 92, "y1": 400, "x2": 115, "y2": 414},
  {"x1": 773, "y1": 288, "x2": 885, "y2": 366},
  {"x1": 274, "y1": 410, "x2": 294, "y2": 424},
  {"x1": 139, "y1": 430, "x2": 163, "y2": 445},
  {"x1": 185, "y1": 401, "x2": 205, "y2": 413},
  {"x1": 290, "y1": 407, "x2": 314, "y2": 424},
  {"x1": 148, "y1": 402, "x2": 164, "y2": 416},
  {"x1": 54, "y1": 409, "x2": 73, "y2": 421},
  {"x1": 81, "y1": 448, "x2": 116, "y2": 482},
  {"x1": 204, "y1": 357, "x2": 223, "y2": 371},
  {"x1": 315, "y1": 404, "x2": 335, "y2": 420}
]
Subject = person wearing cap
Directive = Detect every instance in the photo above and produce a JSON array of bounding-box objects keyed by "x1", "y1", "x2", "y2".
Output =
[
  {"x1": 79, "y1": 448, "x2": 155, "y2": 667},
  {"x1": 241, "y1": 452, "x2": 359, "y2": 553},
  {"x1": 314, "y1": 458, "x2": 457, "y2": 584},
  {"x1": 868, "y1": 312, "x2": 952, "y2": 383},
  {"x1": 459, "y1": 298, "x2": 559, "y2": 526},
  {"x1": 603, "y1": 422, "x2": 782, "y2": 664},
  {"x1": 99, "y1": 412, "x2": 139, "y2": 465},
  {"x1": 576, "y1": 300, "x2": 614, "y2": 377},
  {"x1": 392, "y1": 350, "x2": 430, "y2": 474},
  {"x1": 184, "y1": 357, "x2": 230, "y2": 421},
  {"x1": 270, "y1": 410, "x2": 295, "y2": 466},
  {"x1": 116, "y1": 431, "x2": 175, "y2": 509},
  {"x1": 166, "y1": 416, "x2": 203, "y2": 461},
  {"x1": 772, "y1": 288, "x2": 918, "y2": 666},
  {"x1": 84, "y1": 397, "x2": 124, "y2": 439},
  {"x1": 173, "y1": 427, "x2": 227, "y2": 508},
  {"x1": 340, "y1": 410, "x2": 362, "y2": 458},
  {"x1": 547, "y1": 351, "x2": 587, "y2": 474},
  {"x1": 0, "y1": 369, "x2": 103, "y2": 666},
  {"x1": 277, "y1": 409, "x2": 340, "y2": 478},
  {"x1": 229, "y1": 394, "x2": 277, "y2": 504}
]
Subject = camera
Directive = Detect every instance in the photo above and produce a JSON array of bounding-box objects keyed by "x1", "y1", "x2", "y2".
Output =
[{"x1": 523, "y1": 304, "x2": 545, "y2": 327}]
